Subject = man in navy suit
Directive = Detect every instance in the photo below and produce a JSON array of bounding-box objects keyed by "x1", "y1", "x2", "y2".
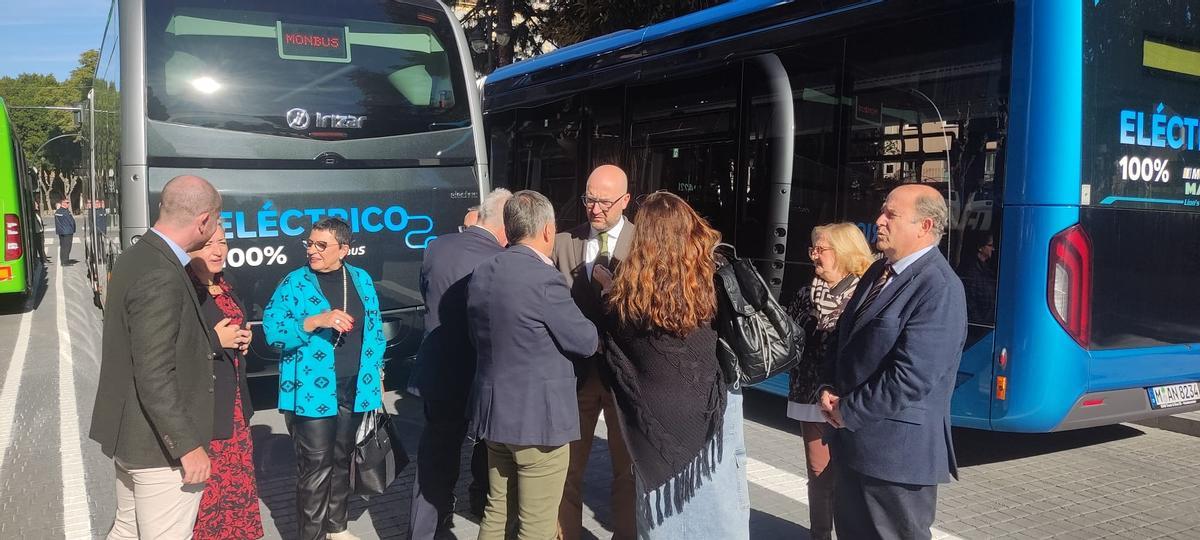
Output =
[
  {"x1": 467, "y1": 190, "x2": 599, "y2": 540},
  {"x1": 819, "y1": 184, "x2": 968, "y2": 540},
  {"x1": 408, "y1": 188, "x2": 512, "y2": 538}
]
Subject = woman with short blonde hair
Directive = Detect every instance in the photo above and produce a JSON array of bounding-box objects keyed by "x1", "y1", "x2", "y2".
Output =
[{"x1": 786, "y1": 221, "x2": 874, "y2": 540}]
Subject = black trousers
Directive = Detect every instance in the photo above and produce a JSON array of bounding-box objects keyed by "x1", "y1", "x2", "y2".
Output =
[
  {"x1": 833, "y1": 461, "x2": 938, "y2": 540},
  {"x1": 407, "y1": 398, "x2": 489, "y2": 539},
  {"x1": 286, "y1": 380, "x2": 364, "y2": 540},
  {"x1": 58, "y1": 234, "x2": 72, "y2": 263}
]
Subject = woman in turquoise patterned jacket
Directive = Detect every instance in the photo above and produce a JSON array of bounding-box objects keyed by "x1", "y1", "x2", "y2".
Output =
[{"x1": 263, "y1": 217, "x2": 385, "y2": 540}]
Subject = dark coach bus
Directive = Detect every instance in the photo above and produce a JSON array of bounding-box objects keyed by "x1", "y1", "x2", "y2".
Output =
[{"x1": 89, "y1": 0, "x2": 489, "y2": 375}]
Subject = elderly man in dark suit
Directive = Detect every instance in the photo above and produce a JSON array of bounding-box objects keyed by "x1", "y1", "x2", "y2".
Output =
[
  {"x1": 552, "y1": 164, "x2": 636, "y2": 540},
  {"x1": 819, "y1": 183, "x2": 968, "y2": 540},
  {"x1": 89, "y1": 175, "x2": 224, "y2": 539},
  {"x1": 408, "y1": 188, "x2": 511, "y2": 539},
  {"x1": 468, "y1": 190, "x2": 599, "y2": 540}
]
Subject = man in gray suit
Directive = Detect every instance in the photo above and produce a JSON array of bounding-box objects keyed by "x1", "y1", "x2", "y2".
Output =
[
  {"x1": 552, "y1": 164, "x2": 636, "y2": 540},
  {"x1": 819, "y1": 184, "x2": 967, "y2": 540},
  {"x1": 89, "y1": 175, "x2": 224, "y2": 539},
  {"x1": 467, "y1": 190, "x2": 598, "y2": 540}
]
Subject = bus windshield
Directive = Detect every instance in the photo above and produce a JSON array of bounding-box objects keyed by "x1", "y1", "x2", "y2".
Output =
[{"x1": 144, "y1": 0, "x2": 470, "y2": 140}]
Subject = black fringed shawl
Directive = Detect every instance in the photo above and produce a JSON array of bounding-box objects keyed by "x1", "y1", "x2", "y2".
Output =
[{"x1": 601, "y1": 320, "x2": 728, "y2": 527}]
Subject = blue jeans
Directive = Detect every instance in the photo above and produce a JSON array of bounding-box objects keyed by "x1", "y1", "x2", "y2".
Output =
[{"x1": 635, "y1": 386, "x2": 750, "y2": 539}]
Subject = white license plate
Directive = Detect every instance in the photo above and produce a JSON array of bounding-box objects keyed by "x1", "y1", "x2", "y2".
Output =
[{"x1": 1147, "y1": 382, "x2": 1200, "y2": 409}]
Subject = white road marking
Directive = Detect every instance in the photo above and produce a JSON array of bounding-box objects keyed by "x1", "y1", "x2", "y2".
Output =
[
  {"x1": 0, "y1": 305, "x2": 32, "y2": 478},
  {"x1": 56, "y1": 265, "x2": 92, "y2": 539},
  {"x1": 601, "y1": 416, "x2": 965, "y2": 539}
]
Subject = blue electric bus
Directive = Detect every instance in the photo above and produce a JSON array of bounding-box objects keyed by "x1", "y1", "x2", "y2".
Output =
[{"x1": 482, "y1": 0, "x2": 1200, "y2": 431}]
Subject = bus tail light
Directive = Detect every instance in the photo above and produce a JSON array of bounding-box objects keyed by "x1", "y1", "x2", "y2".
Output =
[
  {"x1": 996, "y1": 375, "x2": 1007, "y2": 400},
  {"x1": 1047, "y1": 224, "x2": 1092, "y2": 347},
  {"x1": 4, "y1": 214, "x2": 22, "y2": 261}
]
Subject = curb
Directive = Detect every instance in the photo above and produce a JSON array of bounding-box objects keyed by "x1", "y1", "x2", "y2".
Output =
[{"x1": 1134, "y1": 411, "x2": 1200, "y2": 437}]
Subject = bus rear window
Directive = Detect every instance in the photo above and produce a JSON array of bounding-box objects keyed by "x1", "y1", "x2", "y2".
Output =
[
  {"x1": 144, "y1": 0, "x2": 470, "y2": 140},
  {"x1": 1081, "y1": 1, "x2": 1200, "y2": 349},
  {"x1": 1083, "y1": 1, "x2": 1200, "y2": 212}
]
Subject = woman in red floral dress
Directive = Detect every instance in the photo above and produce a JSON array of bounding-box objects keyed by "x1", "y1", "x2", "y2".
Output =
[{"x1": 187, "y1": 224, "x2": 264, "y2": 540}]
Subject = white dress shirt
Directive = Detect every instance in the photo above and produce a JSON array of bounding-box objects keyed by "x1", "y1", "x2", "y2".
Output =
[
  {"x1": 584, "y1": 216, "x2": 627, "y2": 281},
  {"x1": 882, "y1": 244, "x2": 937, "y2": 291}
]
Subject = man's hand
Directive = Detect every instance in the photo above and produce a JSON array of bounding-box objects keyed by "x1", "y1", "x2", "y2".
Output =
[
  {"x1": 818, "y1": 388, "x2": 844, "y2": 429},
  {"x1": 180, "y1": 446, "x2": 211, "y2": 484}
]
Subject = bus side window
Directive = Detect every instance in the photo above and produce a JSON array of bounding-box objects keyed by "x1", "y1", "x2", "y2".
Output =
[
  {"x1": 513, "y1": 98, "x2": 584, "y2": 226},
  {"x1": 740, "y1": 43, "x2": 842, "y2": 300},
  {"x1": 840, "y1": 7, "x2": 1010, "y2": 335}
]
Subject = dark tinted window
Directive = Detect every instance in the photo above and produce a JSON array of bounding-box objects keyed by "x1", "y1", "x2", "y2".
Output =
[
  {"x1": 1082, "y1": 1, "x2": 1200, "y2": 348},
  {"x1": 144, "y1": 0, "x2": 470, "y2": 140},
  {"x1": 627, "y1": 66, "x2": 740, "y2": 241},
  {"x1": 1083, "y1": 0, "x2": 1200, "y2": 213},
  {"x1": 512, "y1": 99, "x2": 583, "y2": 226},
  {"x1": 842, "y1": 4, "x2": 1011, "y2": 332},
  {"x1": 1083, "y1": 208, "x2": 1200, "y2": 348},
  {"x1": 740, "y1": 43, "x2": 843, "y2": 298}
]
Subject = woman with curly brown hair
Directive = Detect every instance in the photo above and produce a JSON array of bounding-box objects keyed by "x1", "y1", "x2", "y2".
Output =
[{"x1": 602, "y1": 191, "x2": 749, "y2": 539}]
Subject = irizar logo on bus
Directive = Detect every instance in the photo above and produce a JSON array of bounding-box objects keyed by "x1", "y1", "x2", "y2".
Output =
[{"x1": 285, "y1": 108, "x2": 366, "y2": 130}]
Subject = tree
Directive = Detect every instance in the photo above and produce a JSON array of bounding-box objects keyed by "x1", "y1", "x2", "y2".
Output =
[
  {"x1": 452, "y1": 0, "x2": 723, "y2": 73},
  {"x1": 540, "y1": 0, "x2": 724, "y2": 48},
  {"x1": 0, "y1": 49, "x2": 100, "y2": 210}
]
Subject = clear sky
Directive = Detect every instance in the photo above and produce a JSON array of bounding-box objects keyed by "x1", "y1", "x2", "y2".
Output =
[{"x1": 0, "y1": 0, "x2": 113, "y2": 80}]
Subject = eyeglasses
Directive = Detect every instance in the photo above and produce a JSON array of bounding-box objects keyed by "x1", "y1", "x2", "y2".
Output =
[
  {"x1": 808, "y1": 246, "x2": 834, "y2": 256},
  {"x1": 302, "y1": 239, "x2": 342, "y2": 252},
  {"x1": 580, "y1": 194, "x2": 627, "y2": 211}
]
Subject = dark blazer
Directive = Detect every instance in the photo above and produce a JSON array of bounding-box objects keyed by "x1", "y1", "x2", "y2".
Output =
[
  {"x1": 194, "y1": 274, "x2": 254, "y2": 440},
  {"x1": 824, "y1": 248, "x2": 967, "y2": 486},
  {"x1": 415, "y1": 226, "x2": 504, "y2": 402},
  {"x1": 467, "y1": 245, "x2": 599, "y2": 447},
  {"x1": 551, "y1": 219, "x2": 635, "y2": 385},
  {"x1": 89, "y1": 231, "x2": 219, "y2": 468}
]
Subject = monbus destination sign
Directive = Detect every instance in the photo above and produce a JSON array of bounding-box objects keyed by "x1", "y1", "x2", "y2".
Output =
[{"x1": 276, "y1": 21, "x2": 350, "y2": 63}]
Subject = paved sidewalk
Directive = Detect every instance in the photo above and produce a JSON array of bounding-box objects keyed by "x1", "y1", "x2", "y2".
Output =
[{"x1": 0, "y1": 231, "x2": 1199, "y2": 539}]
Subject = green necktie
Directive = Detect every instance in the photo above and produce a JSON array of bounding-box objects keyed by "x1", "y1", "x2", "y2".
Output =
[{"x1": 598, "y1": 231, "x2": 610, "y2": 258}]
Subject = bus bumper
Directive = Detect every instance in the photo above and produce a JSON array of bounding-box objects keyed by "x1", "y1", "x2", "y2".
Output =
[{"x1": 1054, "y1": 388, "x2": 1200, "y2": 431}]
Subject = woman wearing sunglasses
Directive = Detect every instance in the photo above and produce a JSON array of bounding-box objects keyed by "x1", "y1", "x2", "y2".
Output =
[{"x1": 263, "y1": 217, "x2": 386, "y2": 540}]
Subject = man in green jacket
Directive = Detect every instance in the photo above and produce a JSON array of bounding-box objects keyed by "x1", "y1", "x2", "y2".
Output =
[{"x1": 89, "y1": 175, "x2": 223, "y2": 539}]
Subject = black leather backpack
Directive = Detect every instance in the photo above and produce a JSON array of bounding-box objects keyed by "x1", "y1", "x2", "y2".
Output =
[{"x1": 714, "y1": 244, "x2": 805, "y2": 385}]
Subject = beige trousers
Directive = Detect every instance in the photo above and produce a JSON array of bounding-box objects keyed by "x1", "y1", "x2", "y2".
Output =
[
  {"x1": 106, "y1": 459, "x2": 205, "y2": 540},
  {"x1": 558, "y1": 372, "x2": 635, "y2": 540},
  {"x1": 479, "y1": 441, "x2": 571, "y2": 540}
]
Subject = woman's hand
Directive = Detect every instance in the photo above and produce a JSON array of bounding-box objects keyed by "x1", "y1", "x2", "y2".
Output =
[
  {"x1": 215, "y1": 318, "x2": 252, "y2": 350},
  {"x1": 304, "y1": 309, "x2": 356, "y2": 333}
]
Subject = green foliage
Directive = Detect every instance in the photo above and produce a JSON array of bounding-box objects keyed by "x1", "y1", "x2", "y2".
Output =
[
  {"x1": 453, "y1": 0, "x2": 723, "y2": 73},
  {"x1": 540, "y1": 0, "x2": 725, "y2": 47},
  {"x1": 0, "y1": 50, "x2": 103, "y2": 208}
]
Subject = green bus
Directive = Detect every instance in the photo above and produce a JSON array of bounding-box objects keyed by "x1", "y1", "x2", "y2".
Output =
[{"x1": 0, "y1": 97, "x2": 47, "y2": 300}]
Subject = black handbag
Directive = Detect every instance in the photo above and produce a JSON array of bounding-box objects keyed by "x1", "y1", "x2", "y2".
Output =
[
  {"x1": 714, "y1": 244, "x2": 805, "y2": 385},
  {"x1": 351, "y1": 409, "x2": 410, "y2": 499}
]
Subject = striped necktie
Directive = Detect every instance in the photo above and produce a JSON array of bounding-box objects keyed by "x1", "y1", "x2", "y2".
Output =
[{"x1": 854, "y1": 264, "x2": 894, "y2": 319}]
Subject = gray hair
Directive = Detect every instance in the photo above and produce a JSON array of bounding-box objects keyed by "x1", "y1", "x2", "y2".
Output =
[
  {"x1": 915, "y1": 191, "x2": 949, "y2": 242},
  {"x1": 311, "y1": 217, "x2": 352, "y2": 245},
  {"x1": 159, "y1": 175, "x2": 221, "y2": 227},
  {"x1": 478, "y1": 188, "x2": 512, "y2": 227},
  {"x1": 503, "y1": 190, "x2": 555, "y2": 244}
]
